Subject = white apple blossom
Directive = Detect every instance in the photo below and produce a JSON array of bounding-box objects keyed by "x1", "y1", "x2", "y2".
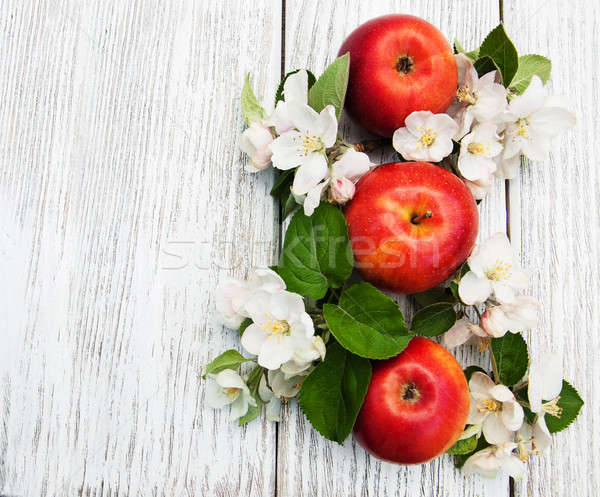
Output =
[
  {"x1": 459, "y1": 233, "x2": 529, "y2": 305},
  {"x1": 269, "y1": 103, "x2": 337, "y2": 197},
  {"x1": 215, "y1": 268, "x2": 285, "y2": 329},
  {"x1": 464, "y1": 442, "x2": 526, "y2": 479},
  {"x1": 240, "y1": 121, "x2": 275, "y2": 171},
  {"x1": 258, "y1": 369, "x2": 308, "y2": 421},
  {"x1": 448, "y1": 54, "x2": 507, "y2": 138},
  {"x1": 458, "y1": 123, "x2": 502, "y2": 187},
  {"x1": 528, "y1": 352, "x2": 564, "y2": 419},
  {"x1": 281, "y1": 335, "x2": 326, "y2": 376},
  {"x1": 516, "y1": 418, "x2": 552, "y2": 460},
  {"x1": 481, "y1": 295, "x2": 540, "y2": 337},
  {"x1": 442, "y1": 318, "x2": 488, "y2": 348},
  {"x1": 241, "y1": 290, "x2": 315, "y2": 370},
  {"x1": 502, "y1": 76, "x2": 576, "y2": 163},
  {"x1": 467, "y1": 372, "x2": 524, "y2": 444},
  {"x1": 296, "y1": 147, "x2": 372, "y2": 216},
  {"x1": 206, "y1": 369, "x2": 257, "y2": 420},
  {"x1": 392, "y1": 111, "x2": 458, "y2": 162}
]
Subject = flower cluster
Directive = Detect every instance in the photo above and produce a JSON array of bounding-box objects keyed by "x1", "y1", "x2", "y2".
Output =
[
  {"x1": 442, "y1": 232, "x2": 539, "y2": 348},
  {"x1": 392, "y1": 54, "x2": 576, "y2": 199},
  {"x1": 207, "y1": 268, "x2": 325, "y2": 422},
  {"x1": 240, "y1": 70, "x2": 373, "y2": 215},
  {"x1": 461, "y1": 353, "x2": 565, "y2": 479}
]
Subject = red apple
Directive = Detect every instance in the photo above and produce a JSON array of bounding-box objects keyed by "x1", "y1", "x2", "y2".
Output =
[
  {"x1": 338, "y1": 14, "x2": 457, "y2": 137},
  {"x1": 353, "y1": 337, "x2": 469, "y2": 464},
  {"x1": 345, "y1": 162, "x2": 478, "y2": 294}
]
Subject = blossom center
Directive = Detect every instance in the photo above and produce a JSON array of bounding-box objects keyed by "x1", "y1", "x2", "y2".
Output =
[
  {"x1": 222, "y1": 387, "x2": 240, "y2": 401},
  {"x1": 416, "y1": 126, "x2": 437, "y2": 148},
  {"x1": 542, "y1": 396, "x2": 563, "y2": 418},
  {"x1": 515, "y1": 118, "x2": 530, "y2": 139},
  {"x1": 477, "y1": 398, "x2": 500, "y2": 414},
  {"x1": 467, "y1": 141, "x2": 487, "y2": 155},
  {"x1": 261, "y1": 316, "x2": 291, "y2": 343},
  {"x1": 457, "y1": 85, "x2": 477, "y2": 105},
  {"x1": 485, "y1": 259, "x2": 513, "y2": 281},
  {"x1": 295, "y1": 132, "x2": 325, "y2": 156}
]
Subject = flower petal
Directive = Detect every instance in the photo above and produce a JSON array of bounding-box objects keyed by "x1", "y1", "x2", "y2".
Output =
[
  {"x1": 404, "y1": 110, "x2": 432, "y2": 133},
  {"x1": 206, "y1": 381, "x2": 233, "y2": 408},
  {"x1": 483, "y1": 413, "x2": 513, "y2": 444},
  {"x1": 501, "y1": 399, "x2": 524, "y2": 432},
  {"x1": 269, "y1": 131, "x2": 305, "y2": 170},
  {"x1": 303, "y1": 179, "x2": 329, "y2": 216},
  {"x1": 490, "y1": 384, "x2": 515, "y2": 402},
  {"x1": 317, "y1": 105, "x2": 338, "y2": 147},
  {"x1": 292, "y1": 153, "x2": 328, "y2": 195},
  {"x1": 283, "y1": 69, "x2": 308, "y2": 104},
  {"x1": 258, "y1": 336, "x2": 295, "y2": 370},
  {"x1": 240, "y1": 323, "x2": 268, "y2": 355},
  {"x1": 459, "y1": 271, "x2": 493, "y2": 305},
  {"x1": 287, "y1": 101, "x2": 321, "y2": 134},
  {"x1": 265, "y1": 397, "x2": 282, "y2": 421},
  {"x1": 442, "y1": 318, "x2": 476, "y2": 348},
  {"x1": 214, "y1": 369, "x2": 247, "y2": 390},
  {"x1": 469, "y1": 371, "x2": 496, "y2": 395},
  {"x1": 332, "y1": 148, "x2": 371, "y2": 181},
  {"x1": 229, "y1": 393, "x2": 249, "y2": 420}
]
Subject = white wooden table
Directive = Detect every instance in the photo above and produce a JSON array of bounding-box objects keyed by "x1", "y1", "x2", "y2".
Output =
[{"x1": 1, "y1": 1, "x2": 597, "y2": 496}]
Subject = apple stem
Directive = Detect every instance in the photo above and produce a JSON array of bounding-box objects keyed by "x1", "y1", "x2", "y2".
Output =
[
  {"x1": 411, "y1": 210, "x2": 433, "y2": 224},
  {"x1": 488, "y1": 339, "x2": 501, "y2": 383}
]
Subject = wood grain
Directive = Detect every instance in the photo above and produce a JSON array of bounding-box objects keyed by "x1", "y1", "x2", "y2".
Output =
[
  {"x1": 280, "y1": 1, "x2": 509, "y2": 495},
  {"x1": 0, "y1": 1, "x2": 281, "y2": 495},
  {"x1": 503, "y1": 1, "x2": 600, "y2": 495}
]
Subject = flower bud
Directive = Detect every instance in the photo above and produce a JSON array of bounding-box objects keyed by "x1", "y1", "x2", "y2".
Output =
[
  {"x1": 330, "y1": 177, "x2": 356, "y2": 204},
  {"x1": 240, "y1": 122, "x2": 274, "y2": 171}
]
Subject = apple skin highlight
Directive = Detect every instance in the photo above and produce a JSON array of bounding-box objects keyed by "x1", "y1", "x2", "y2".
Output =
[
  {"x1": 344, "y1": 161, "x2": 479, "y2": 295},
  {"x1": 353, "y1": 337, "x2": 470, "y2": 465}
]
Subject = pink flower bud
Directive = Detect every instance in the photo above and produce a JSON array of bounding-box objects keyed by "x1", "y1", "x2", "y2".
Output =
[
  {"x1": 330, "y1": 177, "x2": 355, "y2": 204},
  {"x1": 240, "y1": 122, "x2": 274, "y2": 171}
]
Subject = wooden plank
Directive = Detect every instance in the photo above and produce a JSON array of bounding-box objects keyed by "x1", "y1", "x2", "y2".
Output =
[
  {"x1": 503, "y1": 1, "x2": 600, "y2": 495},
  {"x1": 0, "y1": 1, "x2": 281, "y2": 495},
  {"x1": 279, "y1": 1, "x2": 509, "y2": 495}
]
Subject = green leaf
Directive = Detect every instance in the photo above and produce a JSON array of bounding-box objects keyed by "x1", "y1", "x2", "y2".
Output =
[
  {"x1": 477, "y1": 24, "x2": 519, "y2": 86},
  {"x1": 413, "y1": 287, "x2": 457, "y2": 308},
  {"x1": 454, "y1": 436, "x2": 490, "y2": 468},
  {"x1": 270, "y1": 169, "x2": 295, "y2": 200},
  {"x1": 464, "y1": 365, "x2": 487, "y2": 382},
  {"x1": 238, "y1": 364, "x2": 264, "y2": 426},
  {"x1": 203, "y1": 349, "x2": 254, "y2": 379},
  {"x1": 454, "y1": 39, "x2": 479, "y2": 61},
  {"x1": 544, "y1": 380, "x2": 584, "y2": 433},
  {"x1": 447, "y1": 435, "x2": 478, "y2": 455},
  {"x1": 275, "y1": 69, "x2": 316, "y2": 105},
  {"x1": 238, "y1": 317, "x2": 252, "y2": 337},
  {"x1": 510, "y1": 54, "x2": 552, "y2": 94},
  {"x1": 241, "y1": 73, "x2": 266, "y2": 125},
  {"x1": 298, "y1": 342, "x2": 372, "y2": 444},
  {"x1": 322, "y1": 282, "x2": 411, "y2": 359},
  {"x1": 275, "y1": 203, "x2": 353, "y2": 299},
  {"x1": 473, "y1": 55, "x2": 500, "y2": 79},
  {"x1": 411, "y1": 302, "x2": 457, "y2": 337},
  {"x1": 308, "y1": 54, "x2": 350, "y2": 118},
  {"x1": 282, "y1": 191, "x2": 299, "y2": 219},
  {"x1": 491, "y1": 332, "x2": 529, "y2": 386}
]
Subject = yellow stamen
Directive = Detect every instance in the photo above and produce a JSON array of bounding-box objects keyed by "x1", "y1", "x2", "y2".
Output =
[
  {"x1": 457, "y1": 86, "x2": 477, "y2": 105},
  {"x1": 485, "y1": 259, "x2": 513, "y2": 281},
  {"x1": 542, "y1": 396, "x2": 563, "y2": 418},
  {"x1": 477, "y1": 398, "x2": 500, "y2": 415},
  {"x1": 293, "y1": 132, "x2": 325, "y2": 156},
  {"x1": 467, "y1": 142, "x2": 487, "y2": 155},
  {"x1": 222, "y1": 387, "x2": 239, "y2": 401},
  {"x1": 260, "y1": 314, "x2": 291, "y2": 344},
  {"x1": 416, "y1": 126, "x2": 437, "y2": 148},
  {"x1": 515, "y1": 118, "x2": 530, "y2": 139}
]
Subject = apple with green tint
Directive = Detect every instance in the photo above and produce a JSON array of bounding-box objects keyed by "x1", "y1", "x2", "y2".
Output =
[
  {"x1": 353, "y1": 336, "x2": 469, "y2": 464},
  {"x1": 338, "y1": 14, "x2": 458, "y2": 137},
  {"x1": 344, "y1": 161, "x2": 478, "y2": 294}
]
